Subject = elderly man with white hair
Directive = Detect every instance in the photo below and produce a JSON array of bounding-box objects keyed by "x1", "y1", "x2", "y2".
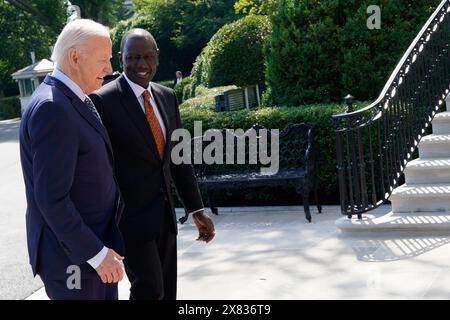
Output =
[{"x1": 19, "y1": 19, "x2": 125, "y2": 300}]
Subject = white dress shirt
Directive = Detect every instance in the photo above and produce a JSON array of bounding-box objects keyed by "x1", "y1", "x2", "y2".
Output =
[
  {"x1": 123, "y1": 73, "x2": 166, "y2": 140},
  {"x1": 123, "y1": 74, "x2": 204, "y2": 215},
  {"x1": 51, "y1": 68, "x2": 108, "y2": 269}
]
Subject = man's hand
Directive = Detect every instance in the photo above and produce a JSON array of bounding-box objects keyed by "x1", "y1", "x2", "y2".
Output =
[
  {"x1": 192, "y1": 210, "x2": 215, "y2": 243},
  {"x1": 95, "y1": 248, "x2": 124, "y2": 283}
]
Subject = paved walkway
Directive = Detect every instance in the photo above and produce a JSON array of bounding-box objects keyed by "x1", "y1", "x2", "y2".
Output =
[
  {"x1": 3, "y1": 119, "x2": 450, "y2": 300},
  {"x1": 26, "y1": 205, "x2": 450, "y2": 300}
]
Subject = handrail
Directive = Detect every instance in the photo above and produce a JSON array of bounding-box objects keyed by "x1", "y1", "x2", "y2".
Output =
[{"x1": 333, "y1": 0, "x2": 450, "y2": 218}]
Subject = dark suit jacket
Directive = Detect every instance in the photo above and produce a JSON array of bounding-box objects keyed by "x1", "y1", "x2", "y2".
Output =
[
  {"x1": 20, "y1": 75, "x2": 124, "y2": 280},
  {"x1": 90, "y1": 75, "x2": 203, "y2": 244}
]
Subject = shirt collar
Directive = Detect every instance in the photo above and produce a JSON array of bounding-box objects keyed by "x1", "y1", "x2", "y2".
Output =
[
  {"x1": 51, "y1": 68, "x2": 87, "y2": 102},
  {"x1": 123, "y1": 73, "x2": 153, "y2": 100}
]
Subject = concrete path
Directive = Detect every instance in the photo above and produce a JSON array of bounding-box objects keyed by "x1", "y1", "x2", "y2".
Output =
[
  {"x1": 0, "y1": 119, "x2": 43, "y2": 299},
  {"x1": 4, "y1": 119, "x2": 450, "y2": 300},
  {"x1": 26, "y1": 205, "x2": 450, "y2": 300}
]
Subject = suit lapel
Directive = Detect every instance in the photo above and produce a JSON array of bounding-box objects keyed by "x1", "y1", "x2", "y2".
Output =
[
  {"x1": 117, "y1": 76, "x2": 161, "y2": 161},
  {"x1": 44, "y1": 75, "x2": 114, "y2": 156},
  {"x1": 150, "y1": 83, "x2": 171, "y2": 163}
]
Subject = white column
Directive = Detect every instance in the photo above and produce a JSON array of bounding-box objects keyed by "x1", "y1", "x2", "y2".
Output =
[
  {"x1": 255, "y1": 84, "x2": 260, "y2": 106},
  {"x1": 446, "y1": 91, "x2": 450, "y2": 112},
  {"x1": 244, "y1": 87, "x2": 249, "y2": 109}
]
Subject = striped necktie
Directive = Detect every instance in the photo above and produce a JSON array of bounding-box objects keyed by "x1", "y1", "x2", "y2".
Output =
[{"x1": 84, "y1": 97, "x2": 103, "y2": 125}]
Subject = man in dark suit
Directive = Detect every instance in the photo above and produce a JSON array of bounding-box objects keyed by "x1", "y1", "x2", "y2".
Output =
[
  {"x1": 90, "y1": 28, "x2": 215, "y2": 300},
  {"x1": 20, "y1": 19, "x2": 125, "y2": 300}
]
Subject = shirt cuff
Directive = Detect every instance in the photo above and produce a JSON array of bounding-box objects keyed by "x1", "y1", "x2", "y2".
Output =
[
  {"x1": 86, "y1": 246, "x2": 108, "y2": 269},
  {"x1": 190, "y1": 208, "x2": 205, "y2": 215}
]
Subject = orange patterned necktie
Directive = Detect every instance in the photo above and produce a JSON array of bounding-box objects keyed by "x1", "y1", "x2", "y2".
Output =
[{"x1": 142, "y1": 90, "x2": 165, "y2": 159}]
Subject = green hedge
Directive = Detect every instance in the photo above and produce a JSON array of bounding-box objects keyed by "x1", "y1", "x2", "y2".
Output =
[
  {"x1": 191, "y1": 15, "x2": 271, "y2": 89},
  {"x1": 174, "y1": 77, "x2": 192, "y2": 103},
  {"x1": 265, "y1": 0, "x2": 441, "y2": 106},
  {"x1": 156, "y1": 80, "x2": 174, "y2": 89},
  {"x1": 179, "y1": 85, "x2": 238, "y2": 110},
  {"x1": 0, "y1": 96, "x2": 20, "y2": 120},
  {"x1": 178, "y1": 101, "x2": 369, "y2": 205}
]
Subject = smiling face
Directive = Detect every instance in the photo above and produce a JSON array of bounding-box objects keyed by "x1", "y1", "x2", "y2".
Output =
[
  {"x1": 73, "y1": 36, "x2": 112, "y2": 94},
  {"x1": 119, "y1": 35, "x2": 159, "y2": 88}
]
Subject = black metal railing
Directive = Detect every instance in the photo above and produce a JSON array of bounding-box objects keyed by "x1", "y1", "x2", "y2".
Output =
[{"x1": 333, "y1": 0, "x2": 450, "y2": 219}]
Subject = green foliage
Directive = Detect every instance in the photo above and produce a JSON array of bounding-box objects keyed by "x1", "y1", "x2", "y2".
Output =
[
  {"x1": 234, "y1": 0, "x2": 278, "y2": 15},
  {"x1": 70, "y1": 0, "x2": 129, "y2": 26},
  {"x1": 156, "y1": 80, "x2": 175, "y2": 88},
  {"x1": 191, "y1": 15, "x2": 271, "y2": 89},
  {"x1": 182, "y1": 82, "x2": 194, "y2": 101},
  {"x1": 0, "y1": 96, "x2": 21, "y2": 120},
  {"x1": 179, "y1": 84, "x2": 238, "y2": 109},
  {"x1": 118, "y1": 0, "x2": 237, "y2": 81},
  {"x1": 6, "y1": 0, "x2": 66, "y2": 35},
  {"x1": 179, "y1": 101, "x2": 369, "y2": 203},
  {"x1": 174, "y1": 76, "x2": 192, "y2": 103},
  {"x1": 339, "y1": 0, "x2": 441, "y2": 101},
  {"x1": 0, "y1": 0, "x2": 66, "y2": 97},
  {"x1": 265, "y1": 0, "x2": 441, "y2": 106}
]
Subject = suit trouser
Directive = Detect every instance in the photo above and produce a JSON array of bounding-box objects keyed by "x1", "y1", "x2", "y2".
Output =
[
  {"x1": 123, "y1": 204, "x2": 177, "y2": 300},
  {"x1": 41, "y1": 275, "x2": 118, "y2": 300}
]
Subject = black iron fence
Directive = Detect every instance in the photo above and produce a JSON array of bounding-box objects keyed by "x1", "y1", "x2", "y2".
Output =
[{"x1": 333, "y1": 0, "x2": 450, "y2": 218}]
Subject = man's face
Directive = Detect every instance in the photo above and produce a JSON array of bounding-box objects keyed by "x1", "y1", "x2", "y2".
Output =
[
  {"x1": 120, "y1": 36, "x2": 159, "y2": 88},
  {"x1": 77, "y1": 36, "x2": 112, "y2": 94}
]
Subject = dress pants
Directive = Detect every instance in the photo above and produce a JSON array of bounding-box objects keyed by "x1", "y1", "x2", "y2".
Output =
[
  {"x1": 123, "y1": 203, "x2": 177, "y2": 300},
  {"x1": 41, "y1": 275, "x2": 118, "y2": 300}
]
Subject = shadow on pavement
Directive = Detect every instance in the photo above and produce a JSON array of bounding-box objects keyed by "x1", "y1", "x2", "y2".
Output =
[{"x1": 340, "y1": 232, "x2": 450, "y2": 262}]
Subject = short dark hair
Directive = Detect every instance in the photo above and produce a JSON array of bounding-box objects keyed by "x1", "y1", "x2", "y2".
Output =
[{"x1": 119, "y1": 28, "x2": 157, "y2": 53}]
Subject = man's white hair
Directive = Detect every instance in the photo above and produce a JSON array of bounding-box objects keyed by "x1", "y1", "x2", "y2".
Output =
[{"x1": 51, "y1": 19, "x2": 110, "y2": 67}]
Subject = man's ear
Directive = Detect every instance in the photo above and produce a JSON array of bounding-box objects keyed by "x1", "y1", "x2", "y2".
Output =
[
  {"x1": 67, "y1": 47, "x2": 79, "y2": 69},
  {"x1": 118, "y1": 51, "x2": 123, "y2": 70}
]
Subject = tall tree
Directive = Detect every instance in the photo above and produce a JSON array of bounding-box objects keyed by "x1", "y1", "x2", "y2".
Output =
[
  {"x1": 234, "y1": 0, "x2": 277, "y2": 15},
  {"x1": 70, "y1": 0, "x2": 125, "y2": 26},
  {"x1": 114, "y1": 0, "x2": 238, "y2": 80},
  {"x1": 7, "y1": 0, "x2": 66, "y2": 35},
  {"x1": 0, "y1": 0, "x2": 66, "y2": 97}
]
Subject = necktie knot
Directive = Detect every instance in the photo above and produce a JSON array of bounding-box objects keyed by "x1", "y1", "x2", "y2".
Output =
[{"x1": 142, "y1": 90, "x2": 150, "y2": 101}]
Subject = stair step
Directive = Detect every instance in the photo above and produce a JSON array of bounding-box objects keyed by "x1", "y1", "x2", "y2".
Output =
[
  {"x1": 405, "y1": 158, "x2": 450, "y2": 184},
  {"x1": 432, "y1": 111, "x2": 450, "y2": 134},
  {"x1": 390, "y1": 183, "x2": 450, "y2": 212},
  {"x1": 418, "y1": 134, "x2": 450, "y2": 158},
  {"x1": 336, "y1": 211, "x2": 450, "y2": 232}
]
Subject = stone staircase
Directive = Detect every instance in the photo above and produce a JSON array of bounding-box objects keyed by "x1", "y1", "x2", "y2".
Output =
[{"x1": 336, "y1": 97, "x2": 450, "y2": 232}]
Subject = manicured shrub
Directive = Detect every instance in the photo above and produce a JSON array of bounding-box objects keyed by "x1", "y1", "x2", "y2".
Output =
[
  {"x1": 191, "y1": 15, "x2": 271, "y2": 89},
  {"x1": 265, "y1": 0, "x2": 441, "y2": 105},
  {"x1": 0, "y1": 96, "x2": 20, "y2": 120}
]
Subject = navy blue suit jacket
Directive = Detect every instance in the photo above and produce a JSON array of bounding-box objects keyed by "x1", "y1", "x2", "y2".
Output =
[{"x1": 20, "y1": 75, "x2": 124, "y2": 280}]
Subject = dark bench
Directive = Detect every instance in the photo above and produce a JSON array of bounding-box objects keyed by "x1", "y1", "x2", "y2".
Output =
[{"x1": 179, "y1": 123, "x2": 321, "y2": 223}]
